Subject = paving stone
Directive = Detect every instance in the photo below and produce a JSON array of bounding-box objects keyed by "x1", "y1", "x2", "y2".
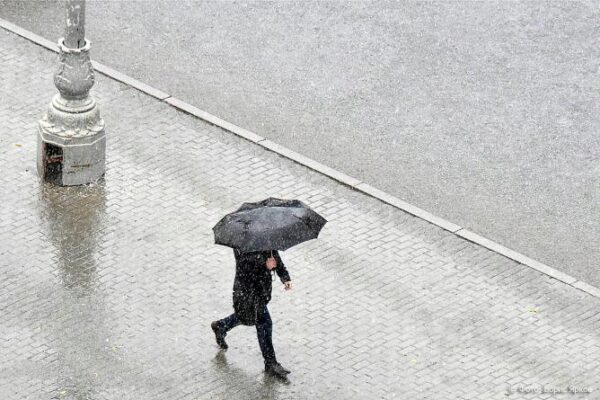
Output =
[{"x1": 1, "y1": 30, "x2": 600, "y2": 400}]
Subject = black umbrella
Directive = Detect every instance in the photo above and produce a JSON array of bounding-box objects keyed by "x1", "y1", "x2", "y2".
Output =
[{"x1": 213, "y1": 197, "x2": 327, "y2": 252}]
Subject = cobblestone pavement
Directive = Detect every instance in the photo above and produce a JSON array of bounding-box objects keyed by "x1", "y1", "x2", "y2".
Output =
[
  {"x1": 1, "y1": 30, "x2": 600, "y2": 400},
  {"x1": 2, "y1": 0, "x2": 599, "y2": 285}
]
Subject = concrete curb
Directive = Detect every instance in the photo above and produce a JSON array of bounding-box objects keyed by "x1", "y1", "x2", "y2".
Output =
[{"x1": 2, "y1": 19, "x2": 598, "y2": 300}]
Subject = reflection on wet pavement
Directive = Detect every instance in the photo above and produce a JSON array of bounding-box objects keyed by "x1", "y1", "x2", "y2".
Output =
[
  {"x1": 40, "y1": 183, "x2": 108, "y2": 400},
  {"x1": 210, "y1": 350, "x2": 288, "y2": 400}
]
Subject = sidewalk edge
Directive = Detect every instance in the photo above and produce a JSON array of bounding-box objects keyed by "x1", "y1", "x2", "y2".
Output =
[{"x1": 2, "y1": 19, "x2": 598, "y2": 300}]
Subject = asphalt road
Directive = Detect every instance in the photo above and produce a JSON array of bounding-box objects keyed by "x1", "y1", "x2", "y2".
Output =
[{"x1": 1, "y1": 0, "x2": 598, "y2": 285}]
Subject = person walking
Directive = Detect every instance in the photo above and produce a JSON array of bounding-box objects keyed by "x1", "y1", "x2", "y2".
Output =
[
  {"x1": 211, "y1": 248, "x2": 293, "y2": 378},
  {"x1": 211, "y1": 197, "x2": 326, "y2": 378}
]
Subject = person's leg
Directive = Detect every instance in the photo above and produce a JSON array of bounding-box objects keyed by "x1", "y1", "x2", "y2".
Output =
[
  {"x1": 211, "y1": 313, "x2": 240, "y2": 349},
  {"x1": 256, "y1": 306, "x2": 276, "y2": 363},
  {"x1": 256, "y1": 306, "x2": 290, "y2": 376},
  {"x1": 219, "y1": 313, "x2": 241, "y2": 332}
]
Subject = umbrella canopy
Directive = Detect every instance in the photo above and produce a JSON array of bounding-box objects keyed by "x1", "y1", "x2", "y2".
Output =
[{"x1": 213, "y1": 197, "x2": 327, "y2": 252}]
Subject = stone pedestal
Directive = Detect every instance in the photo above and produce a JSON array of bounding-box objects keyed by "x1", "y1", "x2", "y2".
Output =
[{"x1": 37, "y1": 38, "x2": 106, "y2": 186}]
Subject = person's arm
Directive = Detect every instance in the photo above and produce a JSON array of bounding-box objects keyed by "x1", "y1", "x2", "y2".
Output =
[{"x1": 273, "y1": 251, "x2": 291, "y2": 284}]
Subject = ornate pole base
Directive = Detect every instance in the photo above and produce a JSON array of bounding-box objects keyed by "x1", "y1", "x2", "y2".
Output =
[
  {"x1": 37, "y1": 38, "x2": 106, "y2": 186},
  {"x1": 37, "y1": 97, "x2": 106, "y2": 186}
]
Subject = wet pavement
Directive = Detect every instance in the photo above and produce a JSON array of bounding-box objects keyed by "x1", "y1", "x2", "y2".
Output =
[
  {"x1": 1, "y1": 0, "x2": 598, "y2": 286},
  {"x1": 1, "y1": 29, "x2": 600, "y2": 400}
]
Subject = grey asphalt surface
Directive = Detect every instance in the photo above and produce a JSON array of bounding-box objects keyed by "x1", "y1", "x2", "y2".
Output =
[{"x1": 1, "y1": 0, "x2": 598, "y2": 285}]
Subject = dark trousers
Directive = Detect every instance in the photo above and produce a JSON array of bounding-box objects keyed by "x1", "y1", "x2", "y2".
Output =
[{"x1": 218, "y1": 305, "x2": 276, "y2": 363}]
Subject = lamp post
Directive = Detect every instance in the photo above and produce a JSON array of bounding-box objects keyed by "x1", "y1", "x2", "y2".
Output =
[{"x1": 37, "y1": 0, "x2": 106, "y2": 186}]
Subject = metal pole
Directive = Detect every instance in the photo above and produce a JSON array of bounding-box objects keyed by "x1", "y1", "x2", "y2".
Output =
[
  {"x1": 37, "y1": 0, "x2": 106, "y2": 186},
  {"x1": 64, "y1": 0, "x2": 85, "y2": 49}
]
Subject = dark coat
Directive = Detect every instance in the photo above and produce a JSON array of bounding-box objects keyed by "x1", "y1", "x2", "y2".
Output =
[{"x1": 232, "y1": 249, "x2": 291, "y2": 325}]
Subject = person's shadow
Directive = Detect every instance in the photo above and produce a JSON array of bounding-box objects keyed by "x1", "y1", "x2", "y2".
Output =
[{"x1": 210, "y1": 350, "x2": 290, "y2": 400}]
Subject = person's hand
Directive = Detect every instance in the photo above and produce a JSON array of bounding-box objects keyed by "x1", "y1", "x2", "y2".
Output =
[
  {"x1": 283, "y1": 281, "x2": 293, "y2": 291},
  {"x1": 266, "y1": 257, "x2": 277, "y2": 270}
]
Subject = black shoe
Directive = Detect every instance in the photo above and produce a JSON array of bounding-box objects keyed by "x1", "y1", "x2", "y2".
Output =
[
  {"x1": 211, "y1": 321, "x2": 228, "y2": 349},
  {"x1": 265, "y1": 361, "x2": 291, "y2": 377}
]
